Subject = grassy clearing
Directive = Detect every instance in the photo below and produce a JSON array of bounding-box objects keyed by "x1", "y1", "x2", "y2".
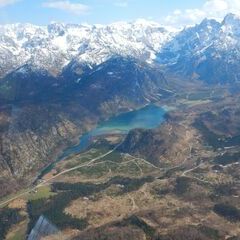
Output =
[
  {"x1": 68, "y1": 156, "x2": 157, "y2": 180},
  {"x1": 61, "y1": 148, "x2": 113, "y2": 170},
  {"x1": 26, "y1": 186, "x2": 54, "y2": 201}
]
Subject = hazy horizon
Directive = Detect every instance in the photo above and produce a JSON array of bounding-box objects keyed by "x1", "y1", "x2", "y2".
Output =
[{"x1": 0, "y1": 0, "x2": 240, "y2": 27}]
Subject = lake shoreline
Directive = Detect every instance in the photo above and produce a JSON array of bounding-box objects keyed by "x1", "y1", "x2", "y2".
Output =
[{"x1": 35, "y1": 104, "x2": 168, "y2": 183}]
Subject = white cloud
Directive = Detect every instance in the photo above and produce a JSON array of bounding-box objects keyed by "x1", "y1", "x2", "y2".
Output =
[
  {"x1": 114, "y1": 1, "x2": 128, "y2": 8},
  {"x1": 0, "y1": 0, "x2": 20, "y2": 7},
  {"x1": 164, "y1": 0, "x2": 240, "y2": 27},
  {"x1": 42, "y1": 0, "x2": 90, "y2": 15}
]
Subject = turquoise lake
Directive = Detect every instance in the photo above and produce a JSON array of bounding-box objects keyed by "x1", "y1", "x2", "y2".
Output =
[{"x1": 38, "y1": 104, "x2": 167, "y2": 179}]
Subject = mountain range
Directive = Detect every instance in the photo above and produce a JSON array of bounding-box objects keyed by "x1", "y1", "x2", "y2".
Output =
[
  {"x1": 0, "y1": 19, "x2": 173, "y2": 78},
  {"x1": 1, "y1": 12, "x2": 240, "y2": 240},
  {"x1": 1, "y1": 13, "x2": 240, "y2": 88},
  {"x1": 1, "y1": 12, "x2": 240, "y2": 198},
  {"x1": 1, "y1": 13, "x2": 240, "y2": 187}
]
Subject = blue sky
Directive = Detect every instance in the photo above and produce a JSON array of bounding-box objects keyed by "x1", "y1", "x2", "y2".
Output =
[{"x1": 0, "y1": 0, "x2": 239, "y2": 26}]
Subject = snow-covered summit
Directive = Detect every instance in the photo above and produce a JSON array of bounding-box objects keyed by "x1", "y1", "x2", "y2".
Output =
[
  {"x1": 0, "y1": 20, "x2": 175, "y2": 77},
  {"x1": 157, "y1": 13, "x2": 240, "y2": 84},
  {"x1": 2, "y1": 13, "x2": 240, "y2": 82}
]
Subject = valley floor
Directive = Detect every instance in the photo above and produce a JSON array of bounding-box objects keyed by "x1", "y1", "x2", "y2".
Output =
[{"x1": 1, "y1": 86, "x2": 240, "y2": 240}]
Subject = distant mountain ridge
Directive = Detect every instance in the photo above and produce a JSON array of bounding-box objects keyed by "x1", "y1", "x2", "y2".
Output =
[
  {"x1": 0, "y1": 19, "x2": 174, "y2": 78},
  {"x1": 158, "y1": 13, "x2": 240, "y2": 84},
  {"x1": 2, "y1": 13, "x2": 240, "y2": 85}
]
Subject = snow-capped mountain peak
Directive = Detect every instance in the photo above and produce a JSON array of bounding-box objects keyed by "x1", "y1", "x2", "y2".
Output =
[
  {"x1": 222, "y1": 13, "x2": 240, "y2": 26},
  {"x1": 0, "y1": 20, "x2": 176, "y2": 78},
  {"x1": 156, "y1": 13, "x2": 240, "y2": 84},
  {"x1": 2, "y1": 13, "x2": 240, "y2": 85}
]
